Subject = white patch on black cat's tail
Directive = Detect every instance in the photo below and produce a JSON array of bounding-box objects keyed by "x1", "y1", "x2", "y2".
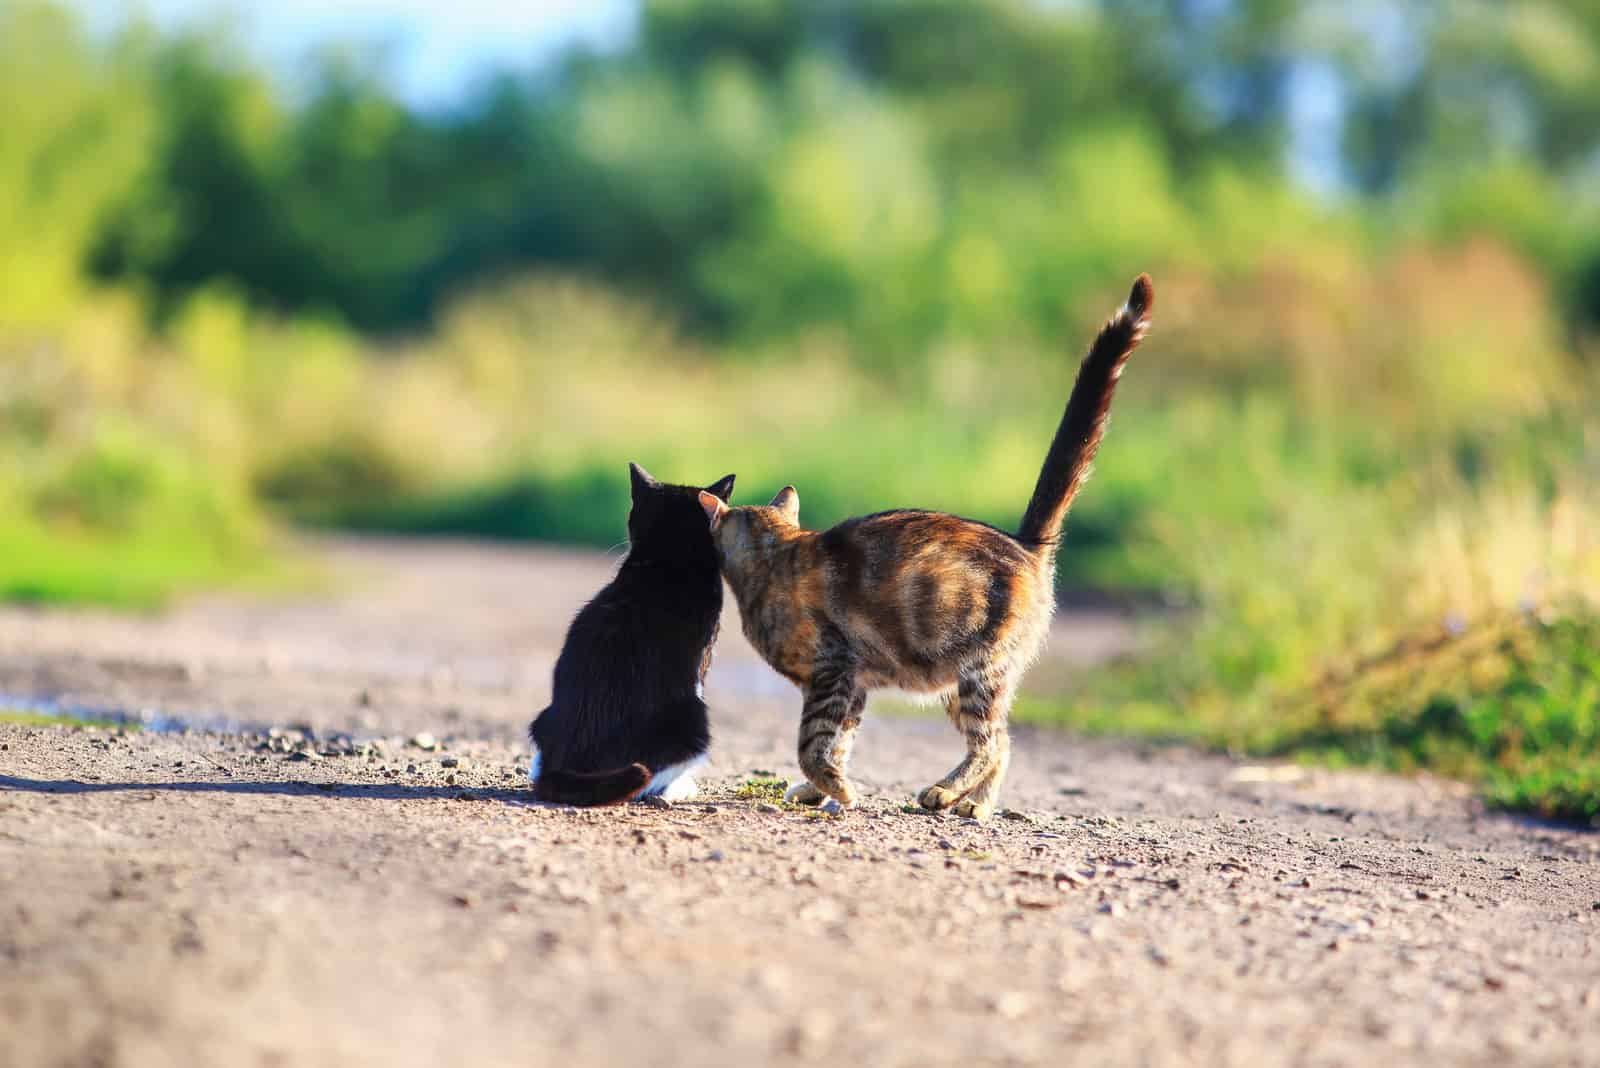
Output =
[{"x1": 641, "y1": 756, "x2": 705, "y2": 801}]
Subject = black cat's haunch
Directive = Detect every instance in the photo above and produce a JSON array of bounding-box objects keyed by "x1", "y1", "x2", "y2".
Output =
[{"x1": 527, "y1": 462, "x2": 735, "y2": 806}]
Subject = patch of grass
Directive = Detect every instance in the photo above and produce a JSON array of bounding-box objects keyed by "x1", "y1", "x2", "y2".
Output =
[
  {"x1": 0, "y1": 707, "x2": 137, "y2": 730},
  {"x1": 1026, "y1": 608, "x2": 1600, "y2": 824},
  {"x1": 0, "y1": 520, "x2": 303, "y2": 610},
  {"x1": 734, "y1": 776, "x2": 789, "y2": 803}
]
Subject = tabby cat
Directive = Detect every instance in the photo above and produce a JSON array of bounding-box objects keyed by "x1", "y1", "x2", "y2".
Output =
[
  {"x1": 528, "y1": 463, "x2": 735, "y2": 806},
  {"x1": 698, "y1": 275, "x2": 1153, "y2": 819}
]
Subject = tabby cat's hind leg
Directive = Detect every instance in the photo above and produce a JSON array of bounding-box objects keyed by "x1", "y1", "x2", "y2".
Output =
[
  {"x1": 950, "y1": 730, "x2": 1011, "y2": 820},
  {"x1": 917, "y1": 662, "x2": 1016, "y2": 820}
]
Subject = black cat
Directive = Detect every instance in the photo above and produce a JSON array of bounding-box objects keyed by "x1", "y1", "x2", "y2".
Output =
[{"x1": 527, "y1": 463, "x2": 736, "y2": 805}]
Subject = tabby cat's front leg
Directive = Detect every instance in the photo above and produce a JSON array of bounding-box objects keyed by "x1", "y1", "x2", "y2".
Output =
[{"x1": 786, "y1": 642, "x2": 866, "y2": 810}]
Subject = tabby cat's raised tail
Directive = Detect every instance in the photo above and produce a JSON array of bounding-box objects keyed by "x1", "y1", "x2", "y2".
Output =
[{"x1": 1016, "y1": 273, "x2": 1154, "y2": 550}]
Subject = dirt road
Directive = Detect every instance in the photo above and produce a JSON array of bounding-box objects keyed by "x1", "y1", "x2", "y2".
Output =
[{"x1": 2, "y1": 539, "x2": 1596, "y2": 1067}]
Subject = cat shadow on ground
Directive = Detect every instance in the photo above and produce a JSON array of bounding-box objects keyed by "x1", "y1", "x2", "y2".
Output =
[{"x1": 0, "y1": 773, "x2": 543, "y2": 805}]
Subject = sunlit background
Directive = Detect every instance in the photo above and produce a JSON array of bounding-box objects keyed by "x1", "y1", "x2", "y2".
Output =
[{"x1": 6, "y1": 0, "x2": 1600, "y2": 818}]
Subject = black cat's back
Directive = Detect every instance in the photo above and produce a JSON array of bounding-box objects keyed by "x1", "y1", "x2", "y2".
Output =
[{"x1": 527, "y1": 465, "x2": 734, "y2": 806}]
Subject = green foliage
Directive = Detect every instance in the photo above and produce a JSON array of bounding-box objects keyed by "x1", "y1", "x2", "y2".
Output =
[
  {"x1": 0, "y1": 707, "x2": 137, "y2": 730},
  {"x1": 0, "y1": 518, "x2": 272, "y2": 609},
  {"x1": 43, "y1": 0, "x2": 1596, "y2": 338},
  {"x1": 1029, "y1": 609, "x2": 1600, "y2": 824},
  {"x1": 0, "y1": 1, "x2": 155, "y2": 326}
]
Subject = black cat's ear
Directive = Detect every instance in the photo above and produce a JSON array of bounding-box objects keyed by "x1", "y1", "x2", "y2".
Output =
[
  {"x1": 705, "y1": 474, "x2": 736, "y2": 503},
  {"x1": 769, "y1": 485, "x2": 799, "y2": 524},
  {"x1": 628, "y1": 462, "x2": 659, "y2": 498}
]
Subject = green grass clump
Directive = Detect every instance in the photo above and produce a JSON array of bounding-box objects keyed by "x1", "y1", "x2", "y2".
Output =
[
  {"x1": 734, "y1": 776, "x2": 789, "y2": 803},
  {"x1": 1306, "y1": 612, "x2": 1600, "y2": 822},
  {"x1": 0, "y1": 520, "x2": 280, "y2": 609},
  {"x1": 1027, "y1": 609, "x2": 1600, "y2": 823},
  {"x1": 0, "y1": 707, "x2": 136, "y2": 730}
]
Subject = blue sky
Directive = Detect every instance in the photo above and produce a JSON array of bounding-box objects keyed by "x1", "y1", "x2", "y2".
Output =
[{"x1": 75, "y1": 0, "x2": 639, "y2": 106}]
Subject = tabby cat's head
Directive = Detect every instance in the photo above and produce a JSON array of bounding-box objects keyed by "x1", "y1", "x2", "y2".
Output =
[
  {"x1": 696, "y1": 485, "x2": 800, "y2": 564},
  {"x1": 627, "y1": 462, "x2": 735, "y2": 565}
]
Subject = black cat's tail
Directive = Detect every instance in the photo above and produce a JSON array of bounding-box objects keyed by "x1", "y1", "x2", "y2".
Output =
[
  {"x1": 1017, "y1": 274, "x2": 1153, "y2": 552},
  {"x1": 531, "y1": 764, "x2": 652, "y2": 807}
]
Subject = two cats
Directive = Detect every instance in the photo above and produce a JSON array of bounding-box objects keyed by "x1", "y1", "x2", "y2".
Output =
[
  {"x1": 531, "y1": 274, "x2": 1152, "y2": 818},
  {"x1": 527, "y1": 464, "x2": 735, "y2": 805},
  {"x1": 699, "y1": 275, "x2": 1153, "y2": 819}
]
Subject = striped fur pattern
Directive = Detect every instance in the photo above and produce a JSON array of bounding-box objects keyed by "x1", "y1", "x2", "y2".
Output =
[{"x1": 700, "y1": 276, "x2": 1153, "y2": 820}]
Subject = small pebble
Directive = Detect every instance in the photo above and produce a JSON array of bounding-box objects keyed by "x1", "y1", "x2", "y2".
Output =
[
  {"x1": 756, "y1": 802, "x2": 782, "y2": 814},
  {"x1": 410, "y1": 732, "x2": 437, "y2": 751},
  {"x1": 988, "y1": 992, "x2": 1029, "y2": 1019}
]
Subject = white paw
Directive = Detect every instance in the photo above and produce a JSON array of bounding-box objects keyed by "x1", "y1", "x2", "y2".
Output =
[
  {"x1": 642, "y1": 756, "x2": 705, "y2": 800},
  {"x1": 659, "y1": 774, "x2": 699, "y2": 802},
  {"x1": 819, "y1": 797, "x2": 844, "y2": 815}
]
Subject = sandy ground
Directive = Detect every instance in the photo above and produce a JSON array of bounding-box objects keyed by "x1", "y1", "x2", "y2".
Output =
[{"x1": 1, "y1": 538, "x2": 1596, "y2": 1068}]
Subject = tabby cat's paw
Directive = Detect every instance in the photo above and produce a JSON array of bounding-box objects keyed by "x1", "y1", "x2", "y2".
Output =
[
  {"x1": 917, "y1": 784, "x2": 960, "y2": 811},
  {"x1": 951, "y1": 797, "x2": 995, "y2": 821},
  {"x1": 784, "y1": 781, "x2": 827, "y2": 806}
]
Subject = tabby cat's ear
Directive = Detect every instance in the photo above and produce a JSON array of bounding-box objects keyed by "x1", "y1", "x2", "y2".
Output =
[
  {"x1": 697, "y1": 491, "x2": 728, "y2": 531},
  {"x1": 705, "y1": 473, "x2": 736, "y2": 503},
  {"x1": 769, "y1": 485, "x2": 799, "y2": 524},
  {"x1": 628, "y1": 462, "x2": 658, "y2": 498}
]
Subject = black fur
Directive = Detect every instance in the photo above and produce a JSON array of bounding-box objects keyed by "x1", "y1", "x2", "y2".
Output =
[{"x1": 527, "y1": 463, "x2": 735, "y2": 806}]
